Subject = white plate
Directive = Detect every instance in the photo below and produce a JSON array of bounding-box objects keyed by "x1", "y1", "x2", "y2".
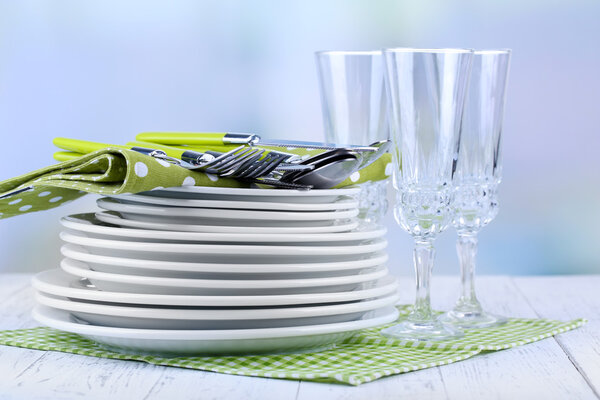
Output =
[
  {"x1": 33, "y1": 269, "x2": 399, "y2": 307},
  {"x1": 61, "y1": 244, "x2": 389, "y2": 278},
  {"x1": 149, "y1": 186, "x2": 360, "y2": 204},
  {"x1": 97, "y1": 198, "x2": 359, "y2": 225},
  {"x1": 33, "y1": 305, "x2": 398, "y2": 355},
  {"x1": 35, "y1": 291, "x2": 399, "y2": 329},
  {"x1": 95, "y1": 211, "x2": 360, "y2": 234},
  {"x1": 59, "y1": 231, "x2": 387, "y2": 264},
  {"x1": 61, "y1": 213, "x2": 386, "y2": 244},
  {"x1": 111, "y1": 193, "x2": 359, "y2": 211},
  {"x1": 61, "y1": 258, "x2": 389, "y2": 295}
]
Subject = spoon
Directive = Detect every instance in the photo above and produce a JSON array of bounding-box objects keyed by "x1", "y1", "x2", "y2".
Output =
[
  {"x1": 291, "y1": 153, "x2": 361, "y2": 188},
  {"x1": 277, "y1": 148, "x2": 355, "y2": 183}
]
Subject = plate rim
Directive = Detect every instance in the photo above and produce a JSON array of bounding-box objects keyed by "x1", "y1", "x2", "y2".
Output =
[
  {"x1": 32, "y1": 305, "x2": 400, "y2": 340},
  {"x1": 59, "y1": 231, "x2": 388, "y2": 256},
  {"x1": 61, "y1": 213, "x2": 386, "y2": 243},
  {"x1": 95, "y1": 211, "x2": 361, "y2": 233},
  {"x1": 60, "y1": 244, "x2": 389, "y2": 273},
  {"x1": 97, "y1": 198, "x2": 359, "y2": 221},
  {"x1": 34, "y1": 290, "x2": 400, "y2": 321},
  {"x1": 33, "y1": 269, "x2": 399, "y2": 306},
  {"x1": 152, "y1": 186, "x2": 361, "y2": 197},
  {"x1": 109, "y1": 193, "x2": 359, "y2": 211},
  {"x1": 60, "y1": 258, "x2": 389, "y2": 289}
]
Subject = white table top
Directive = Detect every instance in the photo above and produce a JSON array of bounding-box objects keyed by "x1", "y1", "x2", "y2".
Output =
[{"x1": 0, "y1": 273, "x2": 598, "y2": 399}]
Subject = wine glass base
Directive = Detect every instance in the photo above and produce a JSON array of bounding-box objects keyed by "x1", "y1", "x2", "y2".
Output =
[
  {"x1": 381, "y1": 319, "x2": 464, "y2": 341},
  {"x1": 439, "y1": 309, "x2": 507, "y2": 330}
]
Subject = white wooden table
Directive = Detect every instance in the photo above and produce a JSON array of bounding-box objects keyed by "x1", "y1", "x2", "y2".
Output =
[{"x1": 0, "y1": 274, "x2": 598, "y2": 399}]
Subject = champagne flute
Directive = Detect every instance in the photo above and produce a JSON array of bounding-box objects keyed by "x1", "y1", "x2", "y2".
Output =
[
  {"x1": 439, "y1": 49, "x2": 512, "y2": 329},
  {"x1": 315, "y1": 50, "x2": 389, "y2": 223},
  {"x1": 381, "y1": 48, "x2": 473, "y2": 340}
]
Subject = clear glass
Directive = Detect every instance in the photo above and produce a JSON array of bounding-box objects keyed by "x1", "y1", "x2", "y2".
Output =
[
  {"x1": 439, "y1": 49, "x2": 512, "y2": 329},
  {"x1": 315, "y1": 50, "x2": 389, "y2": 224},
  {"x1": 381, "y1": 48, "x2": 473, "y2": 340}
]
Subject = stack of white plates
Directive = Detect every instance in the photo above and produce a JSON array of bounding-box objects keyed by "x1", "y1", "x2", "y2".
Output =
[{"x1": 33, "y1": 186, "x2": 399, "y2": 355}]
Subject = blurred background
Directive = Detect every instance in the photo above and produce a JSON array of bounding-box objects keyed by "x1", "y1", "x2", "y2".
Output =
[{"x1": 0, "y1": 0, "x2": 599, "y2": 276}]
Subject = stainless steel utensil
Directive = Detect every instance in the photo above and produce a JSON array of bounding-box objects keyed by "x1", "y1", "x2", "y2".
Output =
[
  {"x1": 132, "y1": 147, "x2": 313, "y2": 189},
  {"x1": 136, "y1": 132, "x2": 380, "y2": 153},
  {"x1": 291, "y1": 153, "x2": 361, "y2": 188},
  {"x1": 358, "y1": 140, "x2": 392, "y2": 169}
]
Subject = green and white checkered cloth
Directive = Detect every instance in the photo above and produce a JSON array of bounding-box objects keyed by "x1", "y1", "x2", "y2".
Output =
[
  {"x1": 0, "y1": 148, "x2": 392, "y2": 220},
  {"x1": 0, "y1": 306, "x2": 585, "y2": 386}
]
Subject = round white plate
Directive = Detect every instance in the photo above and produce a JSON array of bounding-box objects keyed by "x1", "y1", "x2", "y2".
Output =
[
  {"x1": 60, "y1": 244, "x2": 389, "y2": 278},
  {"x1": 111, "y1": 193, "x2": 358, "y2": 211},
  {"x1": 59, "y1": 231, "x2": 387, "y2": 264},
  {"x1": 95, "y1": 211, "x2": 360, "y2": 234},
  {"x1": 97, "y1": 197, "x2": 359, "y2": 224},
  {"x1": 61, "y1": 213, "x2": 386, "y2": 244},
  {"x1": 149, "y1": 186, "x2": 360, "y2": 204},
  {"x1": 33, "y1": 305, "x2": 398, "y2": 355},
  {"x1": 33, "y1": 269, "x2": 399, "y2": 307},
  {"x1": 35, "y1": 291, "x2": 399, "y2": 329},
  {"x1": 61, "y1": 258, "x2": 389, "y2": 295}
]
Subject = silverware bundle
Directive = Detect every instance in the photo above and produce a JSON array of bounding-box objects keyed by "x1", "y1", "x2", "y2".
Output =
[{"x1": 53, "y1": 136, "x2": 391, "y2": 190}]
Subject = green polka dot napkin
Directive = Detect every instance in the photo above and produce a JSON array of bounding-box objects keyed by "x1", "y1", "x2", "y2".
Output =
[
  {"x1": 0, "y1": 148, "x2": 391, "y2": 220},
  {"x1": 0, "y1": 306, "x2": 585, "y2": 386}
]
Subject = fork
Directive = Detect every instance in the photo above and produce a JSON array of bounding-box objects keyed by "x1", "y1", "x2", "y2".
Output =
[{"x1": 138, "y1": 147, "x2": 312, "y2": 189}]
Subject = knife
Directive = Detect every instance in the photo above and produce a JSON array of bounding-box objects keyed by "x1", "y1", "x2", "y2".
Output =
[
  {"x1": 135, "y1": 132, "x2": 377, "y2": 152},
  {"x1": 52, "y1": 137, "x2": 210, "y2": 166}
]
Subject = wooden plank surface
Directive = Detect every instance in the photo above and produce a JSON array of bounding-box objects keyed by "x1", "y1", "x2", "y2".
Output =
[
  {"x1": 514, "y1": 276, "x2": 600, "y2": 398},
  {"x1": 0, "y1": 273, "x2": 598, "y2": 400},
  {"x1": 434, "y1": 276, "x2": 597, "y2": 400}
]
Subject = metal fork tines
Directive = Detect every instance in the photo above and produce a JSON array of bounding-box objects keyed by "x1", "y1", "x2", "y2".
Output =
[
  {"x1": 235, "y1": 152, "x2": 284, "y2": 179},
  {"x1": 209, "y1": 149, "x2": 265, "y2": 177},
  {"x1": 202, "y1": 150, "x2": 312, "y2": 189},
  {"x1": 203, "y1": 148, "x2": 262, "y2": 174}
]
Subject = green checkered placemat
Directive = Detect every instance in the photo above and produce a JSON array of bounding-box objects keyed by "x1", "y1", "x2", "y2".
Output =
[
  {"x1": 0, "y1": 148, "x2": 392, "y2": 220},
  {"x1": 0, "y1": 306, "x2": 585, "y2": 386}
]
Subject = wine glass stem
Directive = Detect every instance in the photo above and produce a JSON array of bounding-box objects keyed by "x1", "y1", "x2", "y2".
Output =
[
  {"x1": 455, "y1": 232, "x2": 483, "y2": 312},
  {"x1": 410, "y1": 239, "x2": 436, "y2": 322}
]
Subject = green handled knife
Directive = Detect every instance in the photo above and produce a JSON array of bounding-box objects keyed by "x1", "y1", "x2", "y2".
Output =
[
  {"x1": 136, "y1": 132, "x2": 377, "y2": 152},
  {"x1": 53, "y1": 137, "x2": 219, "y2": 167}
]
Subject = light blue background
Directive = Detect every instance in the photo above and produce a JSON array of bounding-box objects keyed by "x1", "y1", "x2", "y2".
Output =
[{"x1": 1, "y1": 0, "x2": 599, "y2": 276}]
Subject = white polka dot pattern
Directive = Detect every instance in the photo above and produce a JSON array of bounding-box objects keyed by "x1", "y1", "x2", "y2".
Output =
[
  {"x1": 206, "y1": 174, "x2": 219, "y2": 182},
  {"x1": 134, "y1": 162, "x2": 148, "y2": 178},
  {"x1": 182, "y1": 177, "x2": 195, "y2": 186},
  {"x1": 385, "y1": 163, "x2": 393, "y2": 176}
]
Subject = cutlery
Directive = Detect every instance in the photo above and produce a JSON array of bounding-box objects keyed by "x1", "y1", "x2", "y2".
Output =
[
  {"x1": 288, "y1": 153, "x2": 361, "y2": 188},
  {"x1": 52, "y1": 138, "x2": 313, "y2": 189},
  {"x1": 139, "y1": 137, "x2": 392, "y2": 187},
  {"x1": 135, "y1": 132, "x2": 379, "y2": 152},
  {"x1": 53, "y1": 150, "x2": 309, "y2": 173}
]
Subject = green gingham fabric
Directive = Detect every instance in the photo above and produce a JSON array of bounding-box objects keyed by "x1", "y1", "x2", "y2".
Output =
[
  {"x1": 0, "y1": 148, "x2": 392, "y2": 220},
  {"x1": 0, "y1": 306, "x2": 586, "y2": 386}
]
